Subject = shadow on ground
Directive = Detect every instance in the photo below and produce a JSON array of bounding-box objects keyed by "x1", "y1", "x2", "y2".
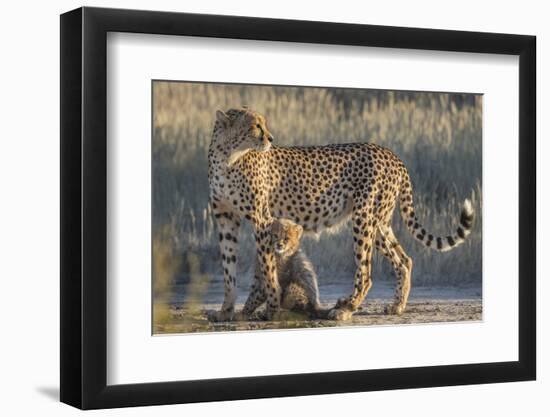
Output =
[{"x1": 36, "y1": 386, "x2": 59, "y2": 401}]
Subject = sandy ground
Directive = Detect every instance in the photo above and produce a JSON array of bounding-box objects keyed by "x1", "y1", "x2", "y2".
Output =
[{"x1": 154, "y1": 296, "x2": 482, "y2": 334}]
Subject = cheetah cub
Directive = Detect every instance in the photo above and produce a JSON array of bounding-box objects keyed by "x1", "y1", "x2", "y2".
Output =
[{"x1": 267, "y1": 218, "x2": 322, "y2": 316}]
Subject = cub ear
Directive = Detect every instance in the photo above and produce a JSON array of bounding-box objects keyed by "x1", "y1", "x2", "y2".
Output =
[
  {"x1": 293, "y1": 224, "x2": 303, "y2": 239},
  {"x1": 216, "y1": 110, "x2": 230, "y2": 128}
]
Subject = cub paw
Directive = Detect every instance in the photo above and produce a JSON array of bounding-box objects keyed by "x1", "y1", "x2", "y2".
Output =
[{"x1": 327, "y1": 308, "x2": 354, "y2": 321}]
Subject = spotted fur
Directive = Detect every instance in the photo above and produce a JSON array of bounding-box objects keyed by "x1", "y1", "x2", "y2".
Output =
[
  {"x1": 208, "y1": 107, "x2": 475, "y2": 321},
  {"x1": 270, "y1": 218, "x2": 321, "y2": 314}
]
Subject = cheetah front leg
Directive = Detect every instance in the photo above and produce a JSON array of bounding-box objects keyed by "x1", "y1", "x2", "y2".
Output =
[
  {"x1": 328, "y1": 197, "x2": 377, "y2": 321},
  {"x1": 239, "y1": 263, "x2": 267, "y2": 319},
  {"x1": 251, "y1": 219, "x2": 281, "y2": 321},
  {"x1": 209, "y1": 205, "x2": 241, "y2": 322}
]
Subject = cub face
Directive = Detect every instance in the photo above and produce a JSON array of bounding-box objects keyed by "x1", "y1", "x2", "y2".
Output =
[{"x1": 270, "y1": 218, "x2": 303, "y2": 258}]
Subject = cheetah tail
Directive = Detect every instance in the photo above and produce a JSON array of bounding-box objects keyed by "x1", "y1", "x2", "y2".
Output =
[{"x1": 398, "y1": 170, "x2": 475, "y2": 252}]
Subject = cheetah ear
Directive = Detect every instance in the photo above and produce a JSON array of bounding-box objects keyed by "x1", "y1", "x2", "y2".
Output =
[{"x1": 216, "y1": 110, "x2": 230, "y2": 128}]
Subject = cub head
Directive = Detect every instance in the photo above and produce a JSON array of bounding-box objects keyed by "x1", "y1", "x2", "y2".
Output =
[
  {"x1": 270, "y1": 218, "x2": 303, "y2": 257},
  {"x1": 214, "y1": 107, "x2": 274, "y2": 166}
]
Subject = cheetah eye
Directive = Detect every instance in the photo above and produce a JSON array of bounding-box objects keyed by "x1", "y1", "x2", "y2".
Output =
[{"x1": 256, "y1": 124, "x2": 261, "y2": 129}]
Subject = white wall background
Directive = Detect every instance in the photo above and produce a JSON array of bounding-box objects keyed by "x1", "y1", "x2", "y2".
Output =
[{"x1": 0, "y1": 0, "x2": 546, "y2": 415}]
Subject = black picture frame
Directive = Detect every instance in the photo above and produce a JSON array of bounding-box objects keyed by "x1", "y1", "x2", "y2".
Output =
[{"x1": 60, "y1": 6, "x2": 536, "y2": 410}]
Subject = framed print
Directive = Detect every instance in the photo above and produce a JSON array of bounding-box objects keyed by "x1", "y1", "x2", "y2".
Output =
[
  {"x1": 151, "y1": 80, "x2": 483, "y2": 334},
  {"x1": 60, "y1": 6, "x2": 536, "y2": 409}
]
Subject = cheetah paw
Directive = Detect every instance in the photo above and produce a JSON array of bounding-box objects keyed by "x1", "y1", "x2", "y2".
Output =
[
  {"x1": 327, "y1": 308, "x2": 354, "y2": 321},
  {"x1": 384, "y1": 304, "x2": 405, "y2": 316},
  {"x1": 335, "y1": 297, "x2": 349, "y2": 308},
  {"x1": 252, "y1": 310, "x2": 271, "y2": 321},
  {"x1": 207, "y1": 309, "x2": 234, "y2": 322},
  {"x1": 233, "y1": 311, "x2": 251, "y2": 322}
]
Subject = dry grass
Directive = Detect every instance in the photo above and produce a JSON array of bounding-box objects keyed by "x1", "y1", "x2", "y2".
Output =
[{"x1": 152, "y1": 81, "x2": 482, "y2": 311}]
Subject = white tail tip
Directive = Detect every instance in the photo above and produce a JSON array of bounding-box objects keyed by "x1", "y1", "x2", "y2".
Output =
[{"x1": 463, "y1": 199, "x2": 473, "y2": 216}]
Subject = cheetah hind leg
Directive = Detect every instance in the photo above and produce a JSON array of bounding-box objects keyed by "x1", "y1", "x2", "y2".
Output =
[
  {"x1": 328, "y1": 201, "x2": 376, "y2": 321},
  {"x1": 209, "y1": 208, "x2": 241, "y2": 322},
  {"x1": 377, "y1": 226, "x2": 412, "y2": 316}
]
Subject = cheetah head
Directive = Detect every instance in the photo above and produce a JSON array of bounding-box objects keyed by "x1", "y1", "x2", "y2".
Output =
[
  {"x1": 214, "y1": 107, "x2": 274, "y2": 166},
  {"x1": 270, "y1": 218, "x2": 303, "y2": 258}
]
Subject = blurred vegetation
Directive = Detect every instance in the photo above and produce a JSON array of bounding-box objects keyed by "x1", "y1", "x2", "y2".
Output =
[
  {"x1": 152, "y1": 226, "x2": 180, "y2": 327},
  {"x1": 152, "y1": 81, "x2": 482, "y2": 301}
]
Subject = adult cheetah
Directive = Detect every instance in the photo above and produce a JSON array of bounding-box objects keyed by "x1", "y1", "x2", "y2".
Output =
[{"x1": 208, "y1": 107, "x2": 474, "y2": 321}]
